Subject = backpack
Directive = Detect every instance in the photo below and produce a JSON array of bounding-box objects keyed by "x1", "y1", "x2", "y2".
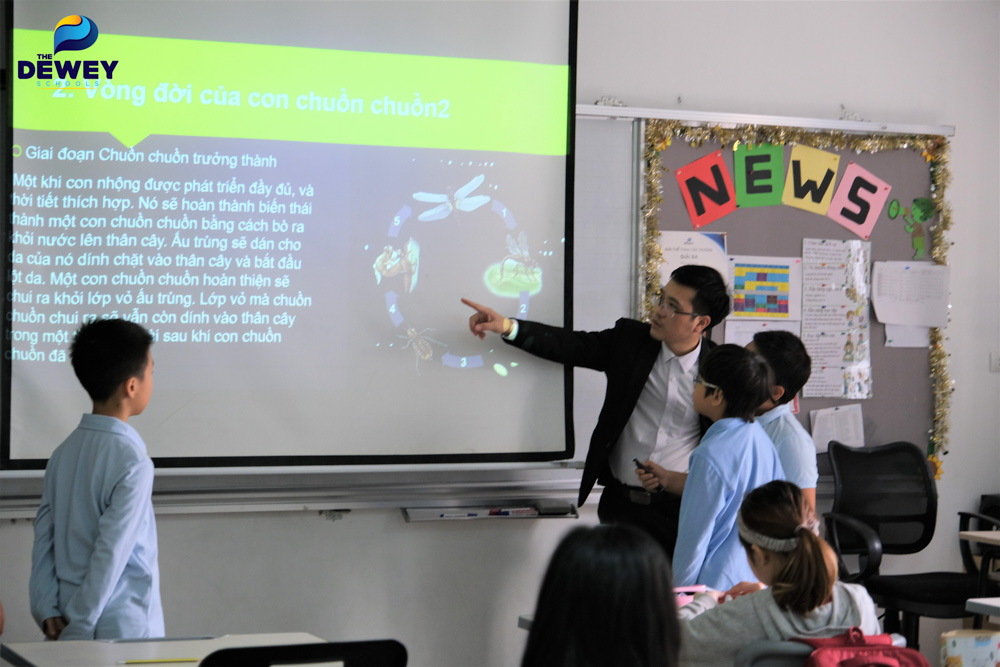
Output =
[{"x1": 792, "y1": 627, "x2": 931, "y2": 667}]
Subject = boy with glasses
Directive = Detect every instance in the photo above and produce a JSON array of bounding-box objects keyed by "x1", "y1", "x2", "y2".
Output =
[{"x1": 642, "y1": 344, "x2": 785, "y2": 589}]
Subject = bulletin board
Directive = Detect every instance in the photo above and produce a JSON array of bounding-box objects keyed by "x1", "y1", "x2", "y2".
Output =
[{"x1": 641, "y1": 120, "x2": 953, "y2": 474}]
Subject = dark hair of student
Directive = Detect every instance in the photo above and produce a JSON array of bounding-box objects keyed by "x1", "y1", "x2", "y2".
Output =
[
  {"x1": 699, "y1": 344, "x2": 773, "y2": 422},
  {"x1": 752, "y1": 330, "x2": 812, "y2": 404},
  {"x1": 737, "y1": 480, "x2": 837, "y2": 615},
  {"x1": 70, "y1": 318, "x2": 154, "y2": 403},
  {"x1": 669, "y1": 265, "x2": 731, "y2": 331},
  {"x1": 521, "y1": 524, "x2": 680, "y2": 667}
]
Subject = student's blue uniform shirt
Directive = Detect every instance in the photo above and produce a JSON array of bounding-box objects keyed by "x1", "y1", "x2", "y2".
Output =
[
  {"x1": 29, "y1": 414, "x2": 164, "y2": 640},
  {"x1": 672, "y1": 418, "x2": 785, "y2": 590},
  {"x1": 756, "y1": 403, "x2": 818, "y2": 491}
]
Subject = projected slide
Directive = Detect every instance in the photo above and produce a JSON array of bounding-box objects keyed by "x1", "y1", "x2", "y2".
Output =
[{"x1": 4, "y1": 1, "x2": 574, "y2": 465}]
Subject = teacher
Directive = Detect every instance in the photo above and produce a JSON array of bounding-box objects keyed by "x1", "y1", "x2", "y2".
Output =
[{"x1": 462, "y1": 265, "x2": 730, "y2": 556}]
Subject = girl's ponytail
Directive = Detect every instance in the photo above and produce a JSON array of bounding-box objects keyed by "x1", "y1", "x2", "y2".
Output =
[{"x1": 737, "y1": 481, "x2": 838, "y2": 614}]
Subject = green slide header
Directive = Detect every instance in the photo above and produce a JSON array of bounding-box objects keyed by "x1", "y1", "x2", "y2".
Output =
[{"x1": 14, "y1": 29, "x2": 570, "y2": 155}]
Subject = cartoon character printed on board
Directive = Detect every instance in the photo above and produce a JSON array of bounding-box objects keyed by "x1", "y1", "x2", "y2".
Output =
[
  {"x1": 888, "y1": 196, "x2": 935, "y2": 260},
  {"x1": 843, "y1": 333, "x2": 855, "y2": 363}
]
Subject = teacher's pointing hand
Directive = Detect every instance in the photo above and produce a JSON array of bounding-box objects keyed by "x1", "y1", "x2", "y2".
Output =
[{"x1": 461, "y1": 298, "x2": 510, "y2": 340}]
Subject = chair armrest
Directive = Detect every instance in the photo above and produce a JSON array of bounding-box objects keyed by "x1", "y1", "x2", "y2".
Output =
[
  {"x1": 959, "y1": 511, "x2": 1000, "y2": 531},
  {"x1": 824, "y1": 511, "x2": 883, "y2": 582}
]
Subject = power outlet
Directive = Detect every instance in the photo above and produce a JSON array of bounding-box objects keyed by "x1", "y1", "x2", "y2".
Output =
[{"x1": 991, "y1": 352, "x2": 1000, "y2": 373}]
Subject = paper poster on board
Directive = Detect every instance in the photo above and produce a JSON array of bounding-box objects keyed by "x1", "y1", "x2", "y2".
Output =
[
  {"x1": 885, "y1": 324, "x2": 931, "y2": 348},
  {"x1": 801, "y1": 328, "x2": 870, "y2": 368},
  {"x1": 871, "y1": 261, "x2": 950, "y2": 327},
  {"x1": 810, "y1": 404, "x2": 865, "y2": 452},
  {"x1": 801, "y1": 239, "x2": 871, "y2": 316},
  {"x1": 728, "y1": 255, "x2": 802, "y2": 320},
  {"x1": 657, "y1": 231, "x2": 729, "y2": 288},
  {"x1": 801, "y1": 238, "x2": 872, "y2": 399},
  {"x1": 805, "y1": 365, "x2": 872, "y2": 400},
  {"x1": 674, "y1": 151, "x2": 737, "y2": 228},
  {"x1": 826, "y1": 162, "x2": 892, "y2": 240},
  {"x1": 781, "y1": 145, "x2": 841, "y2": 215}
]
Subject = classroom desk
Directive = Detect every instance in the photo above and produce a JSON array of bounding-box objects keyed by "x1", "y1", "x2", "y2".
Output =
[
  {"x1": 966, "y1": 597, "x2": 1000, "y2": 617},
  {"x1": 0, "y1": 632, "x2": 325, "y2": 667},
  {"x1": 960, "y1": 530, "x2": 1000, "y2": 547}
]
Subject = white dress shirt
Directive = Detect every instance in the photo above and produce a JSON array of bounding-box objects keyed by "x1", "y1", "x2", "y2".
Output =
[{"x1": 609, "y1": 340, "x2": 702, "y2": 483}]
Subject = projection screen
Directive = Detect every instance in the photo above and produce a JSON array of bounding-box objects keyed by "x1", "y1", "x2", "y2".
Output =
[{"x1": 3, "y1": 0, "x2": 576, "y2": 468}]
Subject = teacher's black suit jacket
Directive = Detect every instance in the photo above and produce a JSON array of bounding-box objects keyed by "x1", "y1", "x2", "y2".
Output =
[{"x1": 504, "y1": 318, "x2": 716, "y2": 507}]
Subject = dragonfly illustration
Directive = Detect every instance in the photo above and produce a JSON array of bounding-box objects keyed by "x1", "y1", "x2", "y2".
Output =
[{"x1": 412, "y1": 174, "x2": 491, "y2": 221}]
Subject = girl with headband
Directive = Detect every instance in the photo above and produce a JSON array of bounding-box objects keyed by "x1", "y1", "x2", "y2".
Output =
[{"x1": 677, "y1": 480, "x2": 880, "y2": 667}]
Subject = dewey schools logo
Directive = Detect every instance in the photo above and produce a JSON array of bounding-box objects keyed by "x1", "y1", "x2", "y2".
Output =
[
  {"x1": 54, "y1": 15, "x2": 99, "y2": 53},
  {"x1": 17, "y1": 15, "x2": 118, "y2": 82}
]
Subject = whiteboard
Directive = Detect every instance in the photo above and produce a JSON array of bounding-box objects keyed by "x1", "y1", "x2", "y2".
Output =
[{"x1": 0, "y1": 114, "x2": 639, "y2": 509}]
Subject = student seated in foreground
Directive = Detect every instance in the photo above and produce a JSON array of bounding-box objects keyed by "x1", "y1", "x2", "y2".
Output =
[
  {"x1": 521, "y1": 524, "x2": 680, "y2": 667},
  {"x1": 29, "y1": 318, "x2": 163, "y2": 640},
  {"x1": 677, "y1": 481, "x2": 881, "y2": 667},
  {"x1": 640, "y1": 344, "x2": 785, "y2": 590},
  {"x1": 748, "y1": 330, "x2": 818, "y2": 512}
]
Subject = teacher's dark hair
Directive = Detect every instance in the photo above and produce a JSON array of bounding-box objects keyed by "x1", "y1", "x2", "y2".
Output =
[
  {"x1": 670, "y1": 264, "x2": 731, "y2": 330},
  {"x1": 521, "y1": 524, "x2": 680, "y2": 667}
]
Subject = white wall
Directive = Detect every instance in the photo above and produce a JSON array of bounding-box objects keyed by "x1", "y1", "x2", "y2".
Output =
[
  {"x1": 2, "y1": 3, "x2": 997, "y2": 666},
  {"x1": 0, "y1": 506, "x2": 600, "y2": 666},
  {"x1": 579, "y1": 1, "x2": 1000, "y2": 662}
]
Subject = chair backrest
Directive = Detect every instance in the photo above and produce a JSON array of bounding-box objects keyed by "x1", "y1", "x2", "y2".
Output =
[
  {"x1": 827, "y1": 441, "x2": 937, "y2": 555},
  {"x1": 734, "y1": 640, "x2": 813, "y2": 666},
  {"x1": 200, "y1": 639, "x2": 407, "y2": 667}
]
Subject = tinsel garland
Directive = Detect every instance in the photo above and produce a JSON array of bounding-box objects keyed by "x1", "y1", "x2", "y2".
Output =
[{"x1": 641, "y1": 119, "x2": 952, "y2": 474}]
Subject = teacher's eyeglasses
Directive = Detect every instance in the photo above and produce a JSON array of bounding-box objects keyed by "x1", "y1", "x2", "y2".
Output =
[{"x1": 652, "y1": 290, "x2": 698, "y2": 319}]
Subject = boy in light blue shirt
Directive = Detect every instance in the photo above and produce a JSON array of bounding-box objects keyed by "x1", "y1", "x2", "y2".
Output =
[
  {"x1": 748, "y1": 331, "x2": 818, "y2": 512},
  {"x1": 29, "y1": 318, "x2": 163, "y2": 640}
]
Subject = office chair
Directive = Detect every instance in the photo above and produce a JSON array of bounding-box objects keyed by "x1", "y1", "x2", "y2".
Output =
[
  {"x1": 200, "y1": 639, "x2": 407, "y2": 667},
  {"x1": 823, "y1": 441, "x2": 1000, "y2": 651}
]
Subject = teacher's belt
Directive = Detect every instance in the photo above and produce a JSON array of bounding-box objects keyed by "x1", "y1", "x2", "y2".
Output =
[{"x1": 602, "y1": 479, "x2": 672, "y2": 506}]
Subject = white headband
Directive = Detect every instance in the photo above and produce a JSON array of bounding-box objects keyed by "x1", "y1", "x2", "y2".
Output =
[{"x1": 737, "y1": 513, "x2": 820, "y2": 553}]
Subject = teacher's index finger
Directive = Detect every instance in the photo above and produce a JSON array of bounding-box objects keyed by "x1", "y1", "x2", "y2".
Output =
[{"x1": 461, "y1": 297, "x2": 487, "y2": 313}]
